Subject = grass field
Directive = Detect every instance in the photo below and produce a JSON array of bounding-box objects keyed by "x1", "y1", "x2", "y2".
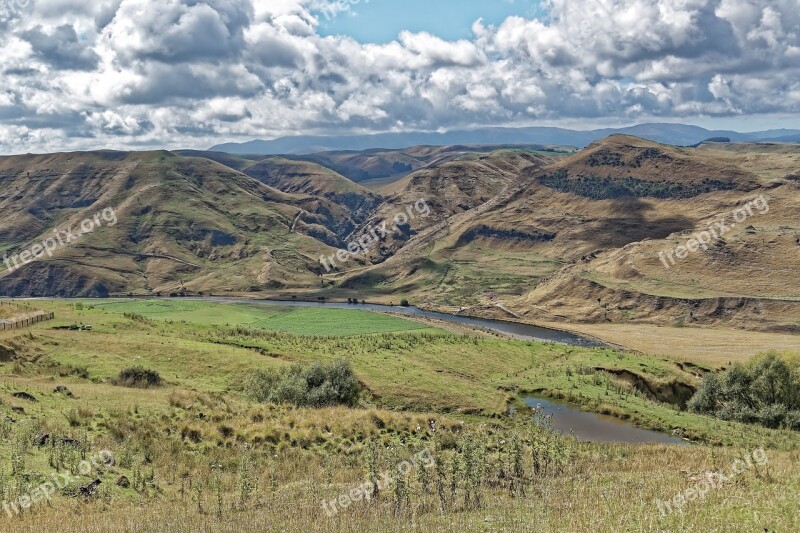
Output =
[
  {"x1": 1, "y1": 299, "x2": 798, "y2": 532},
  {"x1": 76, "y1": 299, "x2": 436, "y2": 336}
]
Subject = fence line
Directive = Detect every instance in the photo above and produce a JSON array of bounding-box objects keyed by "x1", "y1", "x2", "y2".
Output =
[{"x1": 1, "y1": 311, "x2": 55, "y2": 331}]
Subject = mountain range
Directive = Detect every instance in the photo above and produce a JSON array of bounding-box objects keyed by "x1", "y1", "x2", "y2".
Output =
[
  {"x1": 1, "y1": 136, "x2": 799, "y2": 333},
  {"x1": 210, "y1": 123, "x2": 800, "y2": 155}
]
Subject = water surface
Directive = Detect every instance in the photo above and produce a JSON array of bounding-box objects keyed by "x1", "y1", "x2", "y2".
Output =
[{"x1": 523, "y1": 396, "x2": 686, "y2": 445}]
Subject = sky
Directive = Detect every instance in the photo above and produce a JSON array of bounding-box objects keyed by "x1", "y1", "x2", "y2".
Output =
[
  {"x1": 0, "y1": 0, "x2": 798, "y2": 154},
  {"x1": 316, "y1": 0, "x2": 546, "y2": 43}
]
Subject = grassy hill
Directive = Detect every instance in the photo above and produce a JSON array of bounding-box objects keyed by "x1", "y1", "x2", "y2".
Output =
[
  {"x1": 0, "y1": 151, "x2": 347, "y2": 296},
  {"x1": 0, "y1": 300, "x2": 797, "y2": 531},
  {"x1": 279, "y1": 144, "x2": 571, "y2": 184}
]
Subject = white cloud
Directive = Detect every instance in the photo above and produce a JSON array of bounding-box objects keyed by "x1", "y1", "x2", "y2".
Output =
[{"x1": 0, "y1": 0, "x2": 798, "y2": 153}]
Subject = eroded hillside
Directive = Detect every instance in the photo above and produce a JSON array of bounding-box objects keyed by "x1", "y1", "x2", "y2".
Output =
[
  {"x1": 1, "y1": 139, "x2": 798, "y2": 333},
  {"x1": 334, "y1": 137, "x2": 800, "y2": 332}
]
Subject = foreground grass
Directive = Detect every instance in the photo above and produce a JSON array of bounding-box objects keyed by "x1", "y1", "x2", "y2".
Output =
[
  {"x1": 1, "y1": 299, "x2": 798, "y2": 531},
  {"x1": 1, "y1": 397, "x2": 798, "y2": 533}
]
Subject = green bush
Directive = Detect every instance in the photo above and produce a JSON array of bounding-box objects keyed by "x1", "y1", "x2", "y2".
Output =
[
  {"x1": 688, "y1": 352, "x2": 800, "y2": 430},
  {"x1": 117, "y1": 366, "x2": 162, "y2": 388},
  {"x1": 245, "y1": 359, "x2": 360, "y2": 408}
]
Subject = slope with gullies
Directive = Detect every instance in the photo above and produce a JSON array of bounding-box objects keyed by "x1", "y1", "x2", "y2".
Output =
[
  {"x1": 335, "y1": 150, "x2": 553, "y2": 269},
  {"x1": 340, "y1": 137, "x2": 800, "y2": 331},
  {"x1": 0, "y1": 151, "x2": 345, "y2": 296}
]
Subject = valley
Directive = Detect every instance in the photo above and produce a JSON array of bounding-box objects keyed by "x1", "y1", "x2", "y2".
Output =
[
  {"x1": 1, "y1": 137, "x2": 798, "y2": 352},
  {"x1": 1, "y1": 136, "x2": 798, "y2": 532},
  {"x1": 2, "y1": 2, "x2": 799, "y2": 531}
]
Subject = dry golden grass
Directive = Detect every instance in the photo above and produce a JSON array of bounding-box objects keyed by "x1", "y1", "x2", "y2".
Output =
[
  {"x1": 5, "y1": 442, "x2": 798, "y2": 532},
  {"x1": 696, "y1": 143, "x2": 800, "y2": 181},
  {"x1": 545, "y1": 322, "x2": 800, "y2": 365}
]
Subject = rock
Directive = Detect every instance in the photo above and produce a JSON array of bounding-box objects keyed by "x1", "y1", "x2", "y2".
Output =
[
  {"x1": 78, "y1": 479, "x2": 101, "y2": 500},
  {"x1": 116, "y1": 476, "x2": 130, "y2": 488},
  {"x1": 34, "y1": 433, "x2": 51, "y2": 446},
  {"x1": 11, "y1": 406, "x2": 25, "y2": 414},
  {"x1": 4, "y1": 416, "x2": 16, "y2": 423},
  {"x1": 11, "y1": 392, "x2": 37, "y2": 402},
  {"x1": 54, "y1": 385, "x2": 74, "y2": 397}
]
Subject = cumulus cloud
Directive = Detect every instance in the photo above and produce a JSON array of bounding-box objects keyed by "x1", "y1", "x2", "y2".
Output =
[
  {"x1": 21, "y1": 24, "x2": 100, "y2": 70},
  {"x1": 0, "y1": 0, "x2": 798, "y2": 153}
]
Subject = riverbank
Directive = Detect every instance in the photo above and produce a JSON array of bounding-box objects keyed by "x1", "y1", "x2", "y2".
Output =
[
  {"x1": 3, "y1": 299, "x2": 796, "y2": 449},
  {"x1": 14, "y1": 295, "x2": 604, "y2": 347},
  {"x1": 34, "y1": 292, "x2": 798, "y2": 363}
]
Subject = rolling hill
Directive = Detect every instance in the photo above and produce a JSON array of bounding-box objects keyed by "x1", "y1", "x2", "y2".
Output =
[
  {"x1": 1, "y1": 138, "x2": 798, "y2": 334},
  {"x1": 330, "y1": 137, "x2": 800, "y2": 332},
  {"x1": 0, "y1": 151, "x2": 358, "y2": 296}
]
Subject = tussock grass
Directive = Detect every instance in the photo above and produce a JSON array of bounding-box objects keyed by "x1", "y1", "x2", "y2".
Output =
[{"x1": 1, "y1": 300, "x2": 798, "y2": 531}]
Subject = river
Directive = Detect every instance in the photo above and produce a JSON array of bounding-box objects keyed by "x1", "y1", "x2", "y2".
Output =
[{"x1": 189, "y1": 297, "x2": 604, "y2": 347}]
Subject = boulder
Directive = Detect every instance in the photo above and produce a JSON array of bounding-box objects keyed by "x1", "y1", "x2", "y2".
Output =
[
  {"x1": 78, "y1": 479, "x2": 101, "y2": 500},
  {"x1": 11, "y1": 392, "x2": 37, "y2": 402},
  {"x1": 54, "y1": 385, "x2": 74, "y2": 397}
]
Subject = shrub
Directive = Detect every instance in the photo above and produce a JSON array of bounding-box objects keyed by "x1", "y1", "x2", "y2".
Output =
[
  {"x1": 117, "y1": 366, "x2": 162, "y2": 388},
  {"x1": 688, "y1": 352, "x2": 800, "y2": 430},
  {"x1": 400, "y1": 299, "x2": 410, "y2": 307},
  {"x1": 245, "y1": 359, "x2": 360, "y2": 408}
]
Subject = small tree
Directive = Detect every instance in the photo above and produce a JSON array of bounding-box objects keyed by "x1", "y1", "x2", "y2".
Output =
[
  {"x1": 245, "y1": 359, "x2": 360, "y2": 407},
  {"x1": 688, "y1": 352, "x2": 800, "y2": 430}
]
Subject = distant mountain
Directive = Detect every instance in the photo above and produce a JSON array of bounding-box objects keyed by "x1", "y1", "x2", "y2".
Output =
[
  {"x1": 760, "y1": 133, "x2": 800, "y2": 143},
  {"x1": 209, "y1": 123, "x2": 800, "y2": 155}
]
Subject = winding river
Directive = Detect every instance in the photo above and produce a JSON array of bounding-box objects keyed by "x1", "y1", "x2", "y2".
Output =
[
  {"x1": 194, "y1": 297, "x2": 604, "y2": 347},
  {"x1": 32, "y1": 296, "x2": 686, "y2": 442}
]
